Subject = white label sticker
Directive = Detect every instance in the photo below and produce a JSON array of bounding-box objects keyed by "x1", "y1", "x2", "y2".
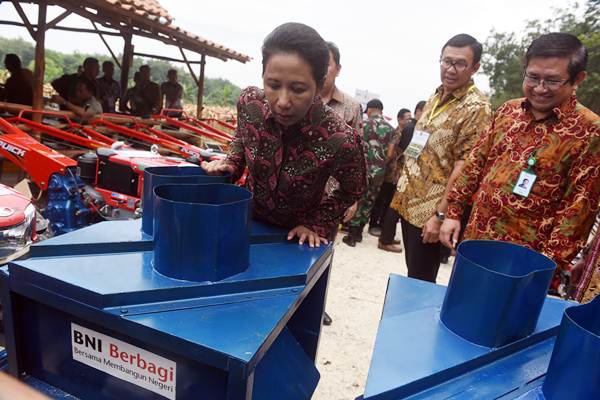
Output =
[
  {"x1": 404, "y1": 129, "x2": 430, "y2": 159},
  {"x1": 71, "y1": 323, "x2": 176, "y2": 399}
]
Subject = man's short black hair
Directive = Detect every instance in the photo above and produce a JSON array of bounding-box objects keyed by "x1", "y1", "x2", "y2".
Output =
[
  {"x1": 525, "y1": 32, "x2": 587, "y2": 83},
  {"x1": 102, "y1": 60, "x2": 113, "y2": 68},
  {"x1": 139, "y1": 65, "x2": 150, "y2": 72},
  {"x1": 414, "y1": 100, "x2": 426, "y2": 114},
  {"x1": 442, "y1": 34, "x2": 483, "y2": 65},
  {"x1": 167, "y1": 69, "x2": 177, "y2": 76},
  {"x1": 397, "y1": 108, "x2": 410, "y2": 119},
  {"x1": 262, "y1": 22, "x2": 330, "y2": 88},
  {"x1": 83, "y1": 57, "x2": 99, "y2": 68},
  {"x1": 326, "y1": 41, "x2": 341, "y2": 66},
  {"x1": 4, "y1": 54, "x2": 21, "y2": 70}
]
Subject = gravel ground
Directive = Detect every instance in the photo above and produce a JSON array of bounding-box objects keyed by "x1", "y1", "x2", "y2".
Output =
[{"x1": 312, "y1": 226, "x2": 453, "y2": 400}]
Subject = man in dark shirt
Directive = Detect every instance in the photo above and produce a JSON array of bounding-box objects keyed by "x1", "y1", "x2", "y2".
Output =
[
  {"x1": 0, "y1": 54, "x2": 33, "y2": 106},
  {"x1": 51, "y1": 57, "x2": 99, "y2": 106},
  {"x1": 161, "y1": 69, "x2": 184, "y2": 113},
  {"x1": 97, "y1": 61, "x2": 121, "y2": 113},
  {"x1": 134, "y1": 65, "x2": 161, "y2": 116}
]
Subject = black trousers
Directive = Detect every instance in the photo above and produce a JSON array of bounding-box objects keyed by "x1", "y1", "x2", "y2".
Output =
[
  {"x1": 400, "y1": 205, "x2": 473, "y2": 283},
  {"x1": 379, "y1": 206, "x2": 400, "y2": 245},
  {"x1": 401, "y1": 216, "x2": 442, "y2": 283},
  {"x1": 369, "y1": 182, "x2": 396, "y2": 228}
]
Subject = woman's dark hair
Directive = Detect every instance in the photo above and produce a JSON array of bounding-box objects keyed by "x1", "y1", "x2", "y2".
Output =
[
  {"x1": 524, "y1": 32, "x2": 587, "y2": 83},
  {"x1": 442, "y1": 34, "x2": 483, "y2": 65},
  {"x1": 262, "y1": 22, "x2": 330, "y2": 88},
  {"x1": 327, "y1": 42, "x2": 341, "y2": 66}
]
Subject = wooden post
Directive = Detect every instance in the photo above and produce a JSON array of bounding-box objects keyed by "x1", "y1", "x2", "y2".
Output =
[
  {"x1": 32, "y1": 2, "x2": 47, "y2": 115},
  {"x1": 120, "y1": 32, "x2": 133, "y2": 98},
  {"x1": 197, "y1": 54, "x2": 206, "y2": 118}
]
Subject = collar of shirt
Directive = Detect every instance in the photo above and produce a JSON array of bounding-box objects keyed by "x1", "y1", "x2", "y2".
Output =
[
  {"x1": 264, "y1": 94, "x2": 325, "y2": 136},
  {"x1": 520, "y1": 94, "x2": 578, "y2": 122},
  {"x1": 434, "y1": 79, "x2": 475, "y2": 103}
]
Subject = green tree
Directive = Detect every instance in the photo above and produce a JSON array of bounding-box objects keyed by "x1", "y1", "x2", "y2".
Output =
[{"x1": 482, "y1": 0, "x2": 600, "y2": 113}]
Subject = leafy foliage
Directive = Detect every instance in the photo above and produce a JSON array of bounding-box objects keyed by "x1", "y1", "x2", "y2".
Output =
[
  {"x1": 482, "y1": 0, "x2": 600, "y2": 113},
  {"x1": 0, "y1": 36, "x2": 243, "y2": 106}
]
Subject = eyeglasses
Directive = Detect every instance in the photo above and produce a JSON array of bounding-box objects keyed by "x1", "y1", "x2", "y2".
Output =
[
  {"x1": 440, "y1": 58, "x2": 469, "y2": 71},
  {"x1": 523, "y1": 73, "x2": 570, "y2": 90}
]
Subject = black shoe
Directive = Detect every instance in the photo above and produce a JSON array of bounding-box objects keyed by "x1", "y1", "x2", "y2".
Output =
[
  {"x1": 342, "y1": 234, "x2": 356, "y2": 247},
  {"x1": 323, "y1": 312, "x2": 332, "y2": 326}
]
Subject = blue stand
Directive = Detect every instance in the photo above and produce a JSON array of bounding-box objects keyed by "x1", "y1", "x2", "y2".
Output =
[
  {"x1": 363, "y1": 275, "x2": 573, "y2": 399},
  {"x1": 363, "y1": 241, "x2": 575, "y2": 400},
  {"x1": 1, "y1": 183, "x2": 330, "y2": 399}
]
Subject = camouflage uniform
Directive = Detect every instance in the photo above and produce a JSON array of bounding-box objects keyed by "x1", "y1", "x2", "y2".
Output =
[{"x1": 349, "y1": 114, "x2": 394, "y2": 228}]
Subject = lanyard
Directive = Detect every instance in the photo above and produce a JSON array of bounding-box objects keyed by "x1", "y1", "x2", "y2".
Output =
[{"x1": 426, "y1": 84, "x2": 475, "y2": 126}]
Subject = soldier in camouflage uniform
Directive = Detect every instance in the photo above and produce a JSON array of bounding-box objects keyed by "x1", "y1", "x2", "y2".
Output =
[{"x1": 343, "y1": 99, "x2": 394, "y2": 247}]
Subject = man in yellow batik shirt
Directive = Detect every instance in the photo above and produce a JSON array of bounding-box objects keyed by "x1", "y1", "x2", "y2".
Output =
[{"x1": 389, "y1": 33, "x2": 492, "y2": 283}]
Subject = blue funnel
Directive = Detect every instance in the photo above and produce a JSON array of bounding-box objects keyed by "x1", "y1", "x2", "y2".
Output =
[
  {"x1": 542, "y1": 295, "x2": 600, "y2": 399},
  {"x1": 440, "y1": 240, "x2": 555, "y2": 348},
  {"x1": 153, "y1": 183, "x2": 252, "y2": 282},
  {"x1": 141, "y1": 166, "x2": 231, "y2": 235}
]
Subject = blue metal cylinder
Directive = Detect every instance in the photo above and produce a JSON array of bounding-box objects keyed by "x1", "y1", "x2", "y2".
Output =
[
  {"x1": 141, "y1": 166, "x2": 231, "y2": 236},
  {"x1": 542, "y1": 294, "x2": 600, "y2": 399},
  {"x1": 153, "y1": 183, "x2": 252, "y2": 282},
  {"x1": 440, "y1": 240, "x2": 555, "y2": 348}
]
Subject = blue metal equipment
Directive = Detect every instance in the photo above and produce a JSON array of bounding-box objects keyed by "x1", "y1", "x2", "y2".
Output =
[
  {"x1": 520, "y1": 294, "x2": 600, "y2": 399},
  {"x1": 27, "y1": 166, "x2": 287, "y2": 259},
  {"x1": 45, "y1": 170, "x2": 92, "y2": 235},
  {"x1": 141, "y1": 166, "x2": 231, "y2": 236},
  {"x1": 1, "y1": 181, "x2": 330, "y2": 399},
  {"x1": 362, "y1": 240, "x2": 583, "y2": 400}
]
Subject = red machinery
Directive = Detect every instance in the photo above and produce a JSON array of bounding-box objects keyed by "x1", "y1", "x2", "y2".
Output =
[
  {"x1": 88, "y1": 113, "x2": 225, "y2": 162},
  {"x1": 151, "y1": 109, "x2": 233, "y2": 152},
  {"x1": 1, "y1": 111, "x2": 194, "y2": 228}
]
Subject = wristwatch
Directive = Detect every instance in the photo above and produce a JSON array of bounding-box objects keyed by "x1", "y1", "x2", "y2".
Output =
[{"x1": 435, "y1": 211, "x2": 445, "y2": 221}]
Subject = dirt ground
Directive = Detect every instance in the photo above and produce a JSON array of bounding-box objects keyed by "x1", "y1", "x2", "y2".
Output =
[{"x1": 312, "y1": 227, "x2": 453, "y2": 400}]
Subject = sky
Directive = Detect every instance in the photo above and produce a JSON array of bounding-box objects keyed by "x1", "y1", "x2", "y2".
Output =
[{"x1": 0, "y1": 0, "x2": 570, "y2": 123}]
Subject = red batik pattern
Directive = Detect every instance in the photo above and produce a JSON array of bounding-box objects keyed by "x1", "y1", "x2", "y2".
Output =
[{"x1": 226, "y1": 86, "x2": 367, "y2": 238}]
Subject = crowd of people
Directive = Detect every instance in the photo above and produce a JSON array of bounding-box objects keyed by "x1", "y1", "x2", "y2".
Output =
[
  {"x1": 1, "y1": 22, "x2": 598, "y2": 304},
  {"x1": 0, "y1": 54, "x2": 184, "y2": 121},
  {"x1": 203, "y1": 23, "x2": 599, "y2": 305},
  {"x1": 49, "y1": 59, "x2": 184, "y2": 120}
]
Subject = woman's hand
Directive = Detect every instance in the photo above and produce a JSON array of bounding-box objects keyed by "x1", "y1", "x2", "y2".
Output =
[
  {"x1": 200, "y1": 159, "x2": 236, "y2": 176},
  {"x1": 288, "y1": 225, "x2": 329, "y2": 248}
]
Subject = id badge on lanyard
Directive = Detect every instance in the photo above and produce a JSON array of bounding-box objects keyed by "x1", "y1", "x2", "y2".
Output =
[
  {"x1": 405, "y1": 129, "x2": 430, "y2": 159},
  {"x1": 512, "y1": 156, "x2": 538, "y2": 197}
]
